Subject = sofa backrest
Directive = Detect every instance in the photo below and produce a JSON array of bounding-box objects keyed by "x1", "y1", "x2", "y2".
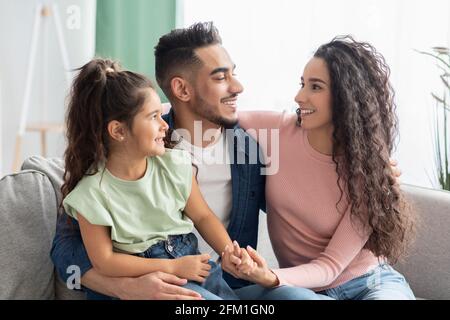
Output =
[
  {"x1": 0, "y1": 157, "x2": 85, "y2": 299},
  {"x1": 0, "y1": 170, "x2": 57, "y2": 299},
  {"x1": 395, "y1": 184, "x2": 450, "y2": 300}
]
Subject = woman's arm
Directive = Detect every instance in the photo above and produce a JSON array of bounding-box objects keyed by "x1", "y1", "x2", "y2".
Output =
[
  {"x1": 226, "y1": 208, "x2": 372, "y2": 289},
  {"x1": 77, "y1": 213, "x2": 210, "y2": 282},
  {"x1": 183, "y1": 175, "x2": 233, "y2": 256},
  {"x1": 271, "y1": 209, "x2": 372, "y2": 289}
]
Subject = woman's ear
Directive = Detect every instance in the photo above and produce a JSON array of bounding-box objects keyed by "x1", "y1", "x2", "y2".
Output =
[
  {"x1": 170, "y1": 76, "x2": 192, "y2": 102},
  {"x1": 107, "y1": 120, "x2": 127, "y2": 142}
]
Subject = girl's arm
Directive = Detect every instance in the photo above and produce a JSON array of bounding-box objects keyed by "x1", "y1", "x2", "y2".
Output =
[
  {"x1": 77, "y1": 213, "x2": 210, "y2": 281},
  {"x1": 183, "y1": 175, "x2": 233, "y2": 256}
]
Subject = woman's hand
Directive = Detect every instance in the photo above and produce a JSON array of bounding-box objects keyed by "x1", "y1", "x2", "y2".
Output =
[
  {"x1": 172, "y1": 254, "x2": 211, "y2": 283},
  {"x1": 222, "y1": 241, "x2": 280, "y2": 288}
]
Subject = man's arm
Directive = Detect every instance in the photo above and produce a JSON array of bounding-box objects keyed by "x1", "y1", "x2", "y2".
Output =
[
  {"x1": 50, "y1": 212, "x2": 93, "y2": 284},
  {"x1": 82, "y1": 269, "x2": 202, "y2": 300}
]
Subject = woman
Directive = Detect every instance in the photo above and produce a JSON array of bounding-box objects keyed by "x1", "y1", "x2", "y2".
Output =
[{"x1": 223, "y1": 36, "x2": 416, "y2": 300}]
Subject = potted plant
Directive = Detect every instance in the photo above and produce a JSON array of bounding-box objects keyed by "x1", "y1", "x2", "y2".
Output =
[{"x1": 417, "y1": 46, "x2": 450, "y2": 191}]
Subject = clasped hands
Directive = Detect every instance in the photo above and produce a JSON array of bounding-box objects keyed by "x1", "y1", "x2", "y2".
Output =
[{"x1": 221, "y1": 240, "x2": 279, "y2": 288}]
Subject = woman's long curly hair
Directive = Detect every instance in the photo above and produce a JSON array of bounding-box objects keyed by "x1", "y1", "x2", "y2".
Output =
[
  {"x1": 314, "y1": 36, "x2": 416, "y2": 264},
  {"x1": 61, "y1": 58, "x2": 174, "y2": 206}
]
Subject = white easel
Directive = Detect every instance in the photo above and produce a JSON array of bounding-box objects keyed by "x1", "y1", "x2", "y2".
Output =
[{"x1": 12, "y1": 2, "x2": 71, "y2": 172}]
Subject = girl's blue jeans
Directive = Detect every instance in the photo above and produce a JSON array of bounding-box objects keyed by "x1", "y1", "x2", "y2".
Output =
[{"x1": 85, "y1": 233, "x2": 238, "y2": 300}]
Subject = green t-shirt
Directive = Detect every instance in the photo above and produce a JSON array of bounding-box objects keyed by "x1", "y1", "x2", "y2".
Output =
[{"x1": 63, "y1": 149, "x2": 194, "y2": 253}]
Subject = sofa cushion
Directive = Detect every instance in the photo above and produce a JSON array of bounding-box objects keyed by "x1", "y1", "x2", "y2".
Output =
[
  {"x1": 395, "y1": 184, "x2": 450, "y2": 300},
  {"x1": 0, "y1": 170, "x2": 57, "y2": 299},
  {"x1": 20, "y1": 156, "x2": 86, "y2": 300}
]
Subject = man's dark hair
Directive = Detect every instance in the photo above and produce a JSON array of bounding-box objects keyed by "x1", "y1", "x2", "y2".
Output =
[{"x1": 154, "y1": 21, "x2": 222, "y2": 98}]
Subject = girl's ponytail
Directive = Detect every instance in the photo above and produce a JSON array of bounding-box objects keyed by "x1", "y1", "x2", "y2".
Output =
[{"x1": 61, "y1": 58, "x2": 154, "y2": 205}]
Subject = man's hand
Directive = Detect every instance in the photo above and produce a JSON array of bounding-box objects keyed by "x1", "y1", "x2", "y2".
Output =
[
  {"x1": 390, "y1": 158, "x2": 402, "y2": 184},
  {"x1": 117, "y1": 271, "x2": 203, "y2": 300}
]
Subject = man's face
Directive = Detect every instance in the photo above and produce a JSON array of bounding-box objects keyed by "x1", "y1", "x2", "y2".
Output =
[{"x1": 189, "y1": 44, "x2": 244, "y2": 128}]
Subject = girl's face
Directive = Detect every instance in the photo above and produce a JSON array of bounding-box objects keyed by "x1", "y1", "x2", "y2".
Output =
[
  {"x1": 128, "y1": 88, "x2": 169, "y2": 157},
  {"x1": 294, "y1": 57, "x2": 333, "y2": 132}
]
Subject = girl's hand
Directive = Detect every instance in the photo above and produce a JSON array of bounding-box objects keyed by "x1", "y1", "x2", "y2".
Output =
[
  {"x1": 236, "y1": 248, "x2": 257, "y2": 275},
  {"x1": 221, "y1": 243, "x2": 242, "y2": 278},
  {"x1": 223, "y1": 242, "x2": 279, "y2": 288},
  {"x1": 220, "y1": 240, "x2": 250, "y2": 278},
  {"x1": 221, "y1": 241, "x2": 258, "y2": 280},
  {"x1": 172, "y1": 254, "x2": 211, "y2": 283}
]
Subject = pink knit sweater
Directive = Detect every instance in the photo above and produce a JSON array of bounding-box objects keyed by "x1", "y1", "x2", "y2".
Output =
[{"x1": 239, "y1": 110, "x2": 381, "y2": 291}]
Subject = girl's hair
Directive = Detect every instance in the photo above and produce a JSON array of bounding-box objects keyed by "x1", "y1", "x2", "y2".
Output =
[
  {"x1": 61, "y1": 58, "x2": 171, "y2": 204},
  {"x1": 314, "y1": 36, "x2": 416, "y2": 264}
]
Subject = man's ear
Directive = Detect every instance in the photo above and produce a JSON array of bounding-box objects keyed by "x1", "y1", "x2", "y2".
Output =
[
  {"x1": 107, "y1": 120, "x2": 127, "y2": 142},
  {"x1": 170, "y1": 76, "x2": 192, "y2": 102}
]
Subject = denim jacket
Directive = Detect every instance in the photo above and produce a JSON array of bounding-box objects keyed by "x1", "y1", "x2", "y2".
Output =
[{"x1": 50, "y1": 109, "x2": 266, "y2": 289}]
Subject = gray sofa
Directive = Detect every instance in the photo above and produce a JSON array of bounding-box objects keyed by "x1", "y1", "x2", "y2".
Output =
[{"x1": 1, "y1": 156, "x2": 449, "y2": 299}]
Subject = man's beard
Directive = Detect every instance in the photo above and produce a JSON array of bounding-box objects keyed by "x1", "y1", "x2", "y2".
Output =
[{"x1": 192, "y1": 95, "x2": 238, "y2": 129}]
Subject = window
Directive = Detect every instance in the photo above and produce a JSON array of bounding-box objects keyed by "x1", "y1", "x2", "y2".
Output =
[{"x1": 181, "y1": 0, "x2": 450, "y2": 188}]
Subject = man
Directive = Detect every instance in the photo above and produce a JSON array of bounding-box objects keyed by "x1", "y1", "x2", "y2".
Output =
[{"x1": 51, "y1": 22, "x2": 266, "y2": 299}]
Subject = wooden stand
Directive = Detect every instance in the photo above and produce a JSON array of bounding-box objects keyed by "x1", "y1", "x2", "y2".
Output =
[
  {"x1": 12, "y1": 123, "x2": 65, "y2": 171},
  {"x1": 12, "y1": 3, "x2": 71, "y2": 172}
]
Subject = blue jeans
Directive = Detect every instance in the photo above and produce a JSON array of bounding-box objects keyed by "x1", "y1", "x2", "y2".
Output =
[
  {"x1": 235, "y1": 264, "x2": 414, "y2": 300},
  {"x1": 318, "y1": 263, "x2": 415, "y2": 300},
  {"x1": 85, "y1": 233, "x2": 238, "y2": 300},
  {"x1": 234, "y1": 284, "x2": 333, "y2": 300}
]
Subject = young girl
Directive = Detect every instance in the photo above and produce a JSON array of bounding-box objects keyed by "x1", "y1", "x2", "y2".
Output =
[
  {"x1": 224, "y1": 36, "x2": 417, "y2": 300},
  {"x1": 60, "y1": 58, "x2": 237, "y2": 300}
]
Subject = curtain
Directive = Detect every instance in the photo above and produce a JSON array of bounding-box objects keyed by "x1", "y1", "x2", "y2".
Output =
[{"x1": 96, "y1": 0, "x2": 176, "y2": 100}]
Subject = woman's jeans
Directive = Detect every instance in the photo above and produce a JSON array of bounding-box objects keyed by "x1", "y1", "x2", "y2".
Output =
[
  {"x1": 85, "y1": 233, "x2": 238, "y2": 300},
  {"x1": 318, "y1": 263, "x2": 415, "y2": 300},
  {"x1": 235, "y1": 263, "x2": 415, "y2": 300}
]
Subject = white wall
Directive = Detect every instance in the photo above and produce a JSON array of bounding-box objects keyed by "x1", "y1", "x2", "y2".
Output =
[
  {"x1": 0, "y1": 0, "x2": 96, "y2": 177},
  {"x1": 182, "y1": 0, "x2": 450, "y2": 189}
]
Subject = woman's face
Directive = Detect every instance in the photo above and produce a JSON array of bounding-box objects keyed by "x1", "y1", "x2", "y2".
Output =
[{"x1": 294, "y1": 57, "x2": 333, "y2": 132}]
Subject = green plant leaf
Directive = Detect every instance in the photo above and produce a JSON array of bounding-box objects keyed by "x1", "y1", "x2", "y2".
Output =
[
  {"x1": 440, "y1": 75, "x2": 450, "y2": 90},
  {"x1": 431, "y1": 93, "x2": 450, "y2": 111},
  {"x1": 417, "y1": 47, "x2": 450, "y2": 191},
  {"x1": 415, "y1": 49, "x2": 450, "y2": 69}
]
